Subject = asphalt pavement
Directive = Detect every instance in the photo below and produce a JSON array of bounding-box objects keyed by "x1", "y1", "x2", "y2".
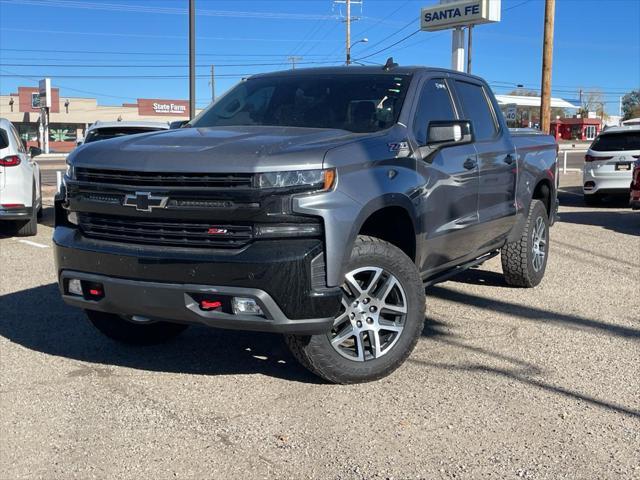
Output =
[{"x1": 1, "y1": 173, "x2": 638, "y2": 479}]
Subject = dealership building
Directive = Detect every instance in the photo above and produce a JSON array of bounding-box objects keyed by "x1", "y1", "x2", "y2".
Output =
[{"x1": 0, "y1": 85, "x2": 200, "y2": 152}]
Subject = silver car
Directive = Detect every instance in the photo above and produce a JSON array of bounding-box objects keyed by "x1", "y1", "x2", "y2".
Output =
[{"x1": 583, "y1": 126, "x2": 640, "y2": 205}]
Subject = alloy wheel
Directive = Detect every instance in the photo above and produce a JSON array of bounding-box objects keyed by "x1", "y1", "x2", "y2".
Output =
[
  {"x1": 531, "y1": 216, "x2": 547, "y2": 272},
  {"x1": 329, "y1": 266, "x2": 407, "y2": 361}
]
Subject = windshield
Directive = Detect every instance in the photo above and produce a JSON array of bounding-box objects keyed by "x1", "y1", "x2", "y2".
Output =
[
  {"x1": 191, "y1": 73, "x2": 412, "y2": 133},
  {"x1": 591, "y1": 132, "x2": 640, "y2": 151},
  {"x1": 84, "y1": 127, "x2": 163, "y2": 143}
]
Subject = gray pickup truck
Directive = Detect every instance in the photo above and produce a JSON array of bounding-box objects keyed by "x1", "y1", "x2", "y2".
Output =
[{"x1": 54, "y1": 64, "x2": 558, "y2": 384}]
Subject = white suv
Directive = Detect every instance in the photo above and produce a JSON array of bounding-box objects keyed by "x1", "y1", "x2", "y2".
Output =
[
  {"x1": 0, "y1": 118, "x2": 42, "y2": 236},
  {"x1": 583, "y1": 126, "x2": 640, "y2": 205}
]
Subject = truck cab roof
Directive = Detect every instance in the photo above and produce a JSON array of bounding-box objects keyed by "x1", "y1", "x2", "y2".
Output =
[{"x1": 250, "y1": 65, "x2": 487, "y2": 83}]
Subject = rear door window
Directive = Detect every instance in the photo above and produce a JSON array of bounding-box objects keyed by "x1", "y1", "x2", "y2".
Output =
[
  {"x1": 591, "y1": 132, "x2": 640, "y2": 151},
  {"x1": 0, "y1": 129, "x2": 9, "y2": 150},
  {"x1": 413, "y1": 79, "x2": 457, "y2": 145},
  {"x1": 454, "y1": 80, "x2": 498, "y2": 141}
]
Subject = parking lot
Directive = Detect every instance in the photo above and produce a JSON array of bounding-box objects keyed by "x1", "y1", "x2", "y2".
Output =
[{"x1": 1, "y1": 173, "x2": 638, "y2": 479}]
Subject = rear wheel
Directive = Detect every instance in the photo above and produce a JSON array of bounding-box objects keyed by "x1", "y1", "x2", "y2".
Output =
[
  {"x1": 15, "y1": 183, "x2": 38, "y2": 237},
  {"x1": 285, "y1": 236, "x2": 425, "y2": 384},
  {"x1": 36, "y1": 176, "x2": 43, "y2": 219},
  {"x1": 501, "y1": 199, "x2": 549, "y2": 288},
  {"x1": 86, "y1": 310, "x2": 189, "y2": 345}
]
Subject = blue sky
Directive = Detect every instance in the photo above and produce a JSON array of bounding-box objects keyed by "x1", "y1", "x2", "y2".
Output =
[{"x1": 0, "y1": 0, "x2": 638, "y2": 114}]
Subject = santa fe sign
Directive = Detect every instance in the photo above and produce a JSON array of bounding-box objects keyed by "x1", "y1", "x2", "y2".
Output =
[{"x1": 420, "y1": 0, "x2": 501, "y2": 31}]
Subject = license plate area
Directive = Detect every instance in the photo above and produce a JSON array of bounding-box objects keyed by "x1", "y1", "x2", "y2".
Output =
[{"x1": 615, "y1": 162, "x2": 632, "y2": 171}]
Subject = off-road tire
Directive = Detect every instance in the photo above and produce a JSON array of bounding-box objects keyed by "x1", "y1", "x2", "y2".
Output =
[
  {"x1": 285, "y1": 235, "x2": 426, "y2": 384},
  {"x1": 583, "y1": 193, "x2": 601, "y2": 206},
  {"x1": 86, "y1": 310, "x2": 189, "y2": 345},
  {"x1": 501, "y1": 199, "x2": 549, "y2": 288},
  {"x1": 15, "y1": 183, "x2": 38, "y2": 237}
]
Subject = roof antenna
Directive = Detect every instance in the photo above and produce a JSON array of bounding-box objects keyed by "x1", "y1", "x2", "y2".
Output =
[{"x1": 382, "y1": 57, "x2": 398, "y2": 71}]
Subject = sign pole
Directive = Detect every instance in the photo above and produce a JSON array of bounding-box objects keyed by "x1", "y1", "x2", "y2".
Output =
[
  {"x1": 466, "y1": 25, "x2": 473, "y2": 73},
  {"x1": 451, "y1": 26, "x2": 465, "y2": 72}
]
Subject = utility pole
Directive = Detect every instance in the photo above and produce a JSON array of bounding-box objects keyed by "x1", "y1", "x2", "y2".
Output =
[
  {"x1": 287, "y1": 56, "x2": 303, "y2": 69},
  {"x1": 345, "y1": 0, "x2": 351, "y2": 65},
  {"x1": 188, "y1": 0, "x2": 196, "y2": 120},
  {"x1": 466, "y1": 25, "x2": 473, "y2": 74},
  {"x1": 334, "y1": 0, "x2": 361, "y2": 65},
  {"x1": 539, "y1": 0, "x2": 555, "y2": 134},
  {"x1": 210, "y1": 65, "x2": 215, "y2": 102}
]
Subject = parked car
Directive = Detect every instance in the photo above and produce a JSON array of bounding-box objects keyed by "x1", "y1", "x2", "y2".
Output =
[
  {"x1": 630, "y1": 159, "x2": 640, "y2": 209},
  {"x1": 79, "y1": 121, "x2": 170, "y2": 145},
  {"x1": 54, "y1": 64, "x2": 558, "y2": 384},
  {"x1": 583, "y1": 126, "x2": 640, "y2": 205},
  {"x1": 0, "y1": 118, "x2": 42, "y2": 236}
]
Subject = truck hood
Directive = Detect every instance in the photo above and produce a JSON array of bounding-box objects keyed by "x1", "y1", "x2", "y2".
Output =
[{"x1": 70, "y1": 125, "x2": 365, "y2": 173}]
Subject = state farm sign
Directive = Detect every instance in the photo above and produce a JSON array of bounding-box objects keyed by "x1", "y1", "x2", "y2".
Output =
[
  {"x1": 152, "y1": 102, "x2": 186, "y2": 114},
  {"x1": 138, "y1": 98, "x2": 189, "y2": 117}
]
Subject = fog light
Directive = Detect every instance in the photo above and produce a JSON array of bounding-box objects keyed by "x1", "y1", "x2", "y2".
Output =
[
  {"x1": 232, "y1": 297, "x2": 264, "y2": 316},
  {"x1": 68, "y1": 279, "x2": 83, "y2": 296}
]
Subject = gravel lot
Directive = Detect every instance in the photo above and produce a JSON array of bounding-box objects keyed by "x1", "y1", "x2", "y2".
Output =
[{"x1": 1, "y1": 173, "x2": 638, "y2": 479}]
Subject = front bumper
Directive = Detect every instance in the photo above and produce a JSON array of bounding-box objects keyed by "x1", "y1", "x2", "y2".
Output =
[{"x1": 54, "y1": 226, "x2": 342, "y2": 334}]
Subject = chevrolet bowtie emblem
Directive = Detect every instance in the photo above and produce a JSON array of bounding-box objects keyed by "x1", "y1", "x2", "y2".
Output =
[{"x1": 123, "y1": 192, "x2": 169, "y2": 212}]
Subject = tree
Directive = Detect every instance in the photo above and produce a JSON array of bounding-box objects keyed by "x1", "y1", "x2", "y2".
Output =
[
  {"x1": 578, "y1": 89, "x2": 605, "y2": 118},
  {"x1": 621, "y1": 90, "x2": 640, "y2": 120}
]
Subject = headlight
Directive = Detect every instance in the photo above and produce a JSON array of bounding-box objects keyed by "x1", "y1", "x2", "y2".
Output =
[
  {"x1": 256, "y1": 169, "x2": 335, "y2": 191},
  {"x1": 65, "y1": 161, "x2": 75, "y2": 180}
]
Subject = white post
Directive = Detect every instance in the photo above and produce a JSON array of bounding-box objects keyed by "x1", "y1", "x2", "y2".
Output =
[
  {"x1": 56, "y1": 171, "x2": 63, "y2": 192},
  {"x1": 563, "y1": 150, "x2": 568, "y2": 174},
  {"x1": 451, "y1": 27, "x2": 465, "y2": 72}
]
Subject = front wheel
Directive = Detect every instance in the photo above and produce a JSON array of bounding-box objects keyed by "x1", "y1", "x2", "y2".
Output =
[
  {"x1": 86, "y1": 310, "x2": 189, "y2": 345},
  {"x1": 285, "y1": 236, "x2": 426, "y2": 384},
  {"x1": 501, "y1": 199, "x2": 549, "y2": 288}
]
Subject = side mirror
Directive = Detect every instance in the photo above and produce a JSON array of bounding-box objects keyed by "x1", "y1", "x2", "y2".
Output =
[
  {"x1": 169, "y1": 120, "x2": 189, "y2": 129},
  {"x1": 29, "y1": 146, "x2": 42, "y2": 157},
  {"x1": 427, "y1": 120, "x2": 473, "y2": 148}
]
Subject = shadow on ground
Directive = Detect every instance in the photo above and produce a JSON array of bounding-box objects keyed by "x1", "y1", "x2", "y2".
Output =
[
  {"x1": 560, "y1": 210, "x2": 639, "y2": 236},
  {"x1": 558, "y1": 187, "x2": 632, "y2": 209},
  {"x1": 0, "y1": 283, "x2": 325, "y2": 383},
  {"x1": 419, "y1": 285, "x2": 640, "y2": 418}
]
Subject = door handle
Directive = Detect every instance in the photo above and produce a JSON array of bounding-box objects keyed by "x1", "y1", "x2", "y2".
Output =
[
  {"x1": 504, "y1": 154, "x2": 515, "y2": 165},
  {"x1": 463, "y1": 158, "x2": 477, "y2": 170}
]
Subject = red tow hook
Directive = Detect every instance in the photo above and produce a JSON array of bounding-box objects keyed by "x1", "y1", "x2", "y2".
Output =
[{"x1": 200, "y1": 300, "x2": 222, "y2": 311}]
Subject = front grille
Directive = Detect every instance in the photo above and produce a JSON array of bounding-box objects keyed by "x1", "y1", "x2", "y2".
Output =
[
  {"x1": 78, "y1": 213, "x2": 253, "y2": 248},
  {"x1": 75, "y1": 168, "x2": 254, "y2": 189}
]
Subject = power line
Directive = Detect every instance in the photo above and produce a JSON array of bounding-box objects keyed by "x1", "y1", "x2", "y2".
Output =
[
  {"x1": 355, "y1": 16, "x2": 419, "y2": 56},
  {"x1": 0, "y1": 60, "x2": 344, "y2": 68},
  {"x1": 0, "y1": 0, "x2": 340, "y2": 20},
  {"x1": 0, "y1": 27, "x2": 340, "y2": 44},
  {"x1": 0, "y1": 73, "x2": 251, "y2": 79},
  {"x1": 0, "y1": 47, "x2": 337, "y2": 58},
  {"x1": 354, "y1": 29, "x2": 421, "y2": 61}
]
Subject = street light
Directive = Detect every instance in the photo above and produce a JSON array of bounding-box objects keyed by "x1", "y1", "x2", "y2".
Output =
[{"x1": 346, "y1": 38, "x2": 368, "y2": 65}]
